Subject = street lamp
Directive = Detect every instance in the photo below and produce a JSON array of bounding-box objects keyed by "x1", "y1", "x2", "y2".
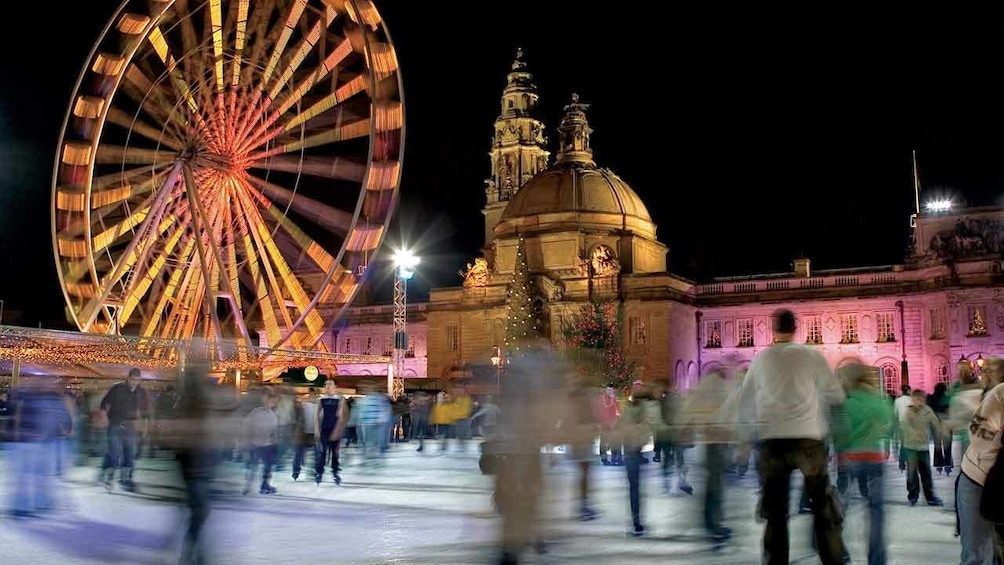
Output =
[
  {"x1": 391, "y1": 249, "x2": 420, "y2": 399},
  {"x1": 490, "y1": 345, "x2": 503, "y2": 393}
]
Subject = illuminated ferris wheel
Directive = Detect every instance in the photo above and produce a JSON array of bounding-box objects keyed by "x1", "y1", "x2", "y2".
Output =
[{"x1": 51, "y1": 0, "x2": 403, "y2": 353}]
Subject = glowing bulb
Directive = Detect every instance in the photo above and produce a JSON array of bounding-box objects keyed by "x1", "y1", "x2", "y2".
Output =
[{"x1": 925, "y1": 199, "x2": 953, "y2": 212}]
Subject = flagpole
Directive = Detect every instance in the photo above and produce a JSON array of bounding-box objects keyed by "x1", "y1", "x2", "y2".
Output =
[{"x1": 912, "y1": 149, "x2": 921, "y2": 214}]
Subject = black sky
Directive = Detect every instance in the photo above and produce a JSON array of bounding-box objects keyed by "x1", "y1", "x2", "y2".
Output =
[{"x1": 2, "y1": 4, "x2": 1004, "y2": 327}]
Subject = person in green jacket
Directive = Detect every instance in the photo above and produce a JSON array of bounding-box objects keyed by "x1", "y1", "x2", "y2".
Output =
[{"x1": 836, "y1": 363, "x2": 894, "y2": 565}]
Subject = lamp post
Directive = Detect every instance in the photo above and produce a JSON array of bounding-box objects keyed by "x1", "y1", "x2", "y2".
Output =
[
  {"x1": 0, "y1": 299, "x2": 4, "y2": 325},
  {"x1": 490, "y1": 345, "x2": 503, "y2": 393},
  {"x1": 392, "y1": 249, "x2": 419, "y2": 400}
]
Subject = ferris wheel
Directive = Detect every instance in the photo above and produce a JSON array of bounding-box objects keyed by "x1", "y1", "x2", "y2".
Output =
[{"x1": 51, "y1": 0, "x2": 403, "y2": 353}]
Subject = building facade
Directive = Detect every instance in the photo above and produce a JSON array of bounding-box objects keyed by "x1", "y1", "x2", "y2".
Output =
[{"x1": 326, "y1": 51, "x2": 1004, "y2": 395}]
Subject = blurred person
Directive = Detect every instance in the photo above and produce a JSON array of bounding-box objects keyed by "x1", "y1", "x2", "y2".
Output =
[
  {"x1": 928, "y1": 382, "x2": 954, "y2": 475},
  {"x1": 660, "y1": 382, "x2": 693, "y2": 495},
  {"x1": 243, "y1": 388, "x2": 279, "y2": 496},
  {"x1": 493, "y1": 344, "x2": 565, "y2": 564},
  {"x1": 595, "y1": 384, "x2": 622, "y2": 465},
  {"x1": 8, "y1": 377, "x2": 71, "y2": 518},
  {"x1": 951, "y1": 363, "x2": 986, "y2": 464},
  {"x1": 835, "y1": 362, "x2": 894, "y2": 565},
  {"x1": 153, "y1": 384, "x2": 178, "y2": 456},
  {"x1": 893, "y1": 384, "x2": 913, "y2": 472},
  {"x1": 169, "y1": 353, "x2": 217, "y2": 564},
  {"x1": 564, "y1": 382, "x2": 599, "y2": 521},
  {"x1": 274, "y1": 386, "x2": 295, "y2": 471},
  {"x1": 443, "y1": 388, "x2": 474, "y2": 453},
  {"x1": 291, "y1": 392, "x2": 312, "y2": 481},
  {"x1": 681, "y1": 369, "x2": 734, "y2": 541},
  {"x1": 410, "y1": 391, "x2": 432, "y2": 452},
  {"x1": 737, "y1": 308, "x2": 846, "y2": 565},
  {"x1": 617, "y1": 380, "x2": 661, "y2": 537},
  {"x1": 901, "y1": 388, "x2": 945, "y2": 506},
  {"x1": 99, "y1": 368, "x2": 150, "y2": 492},
  {"x1": 472, "y1": 395, "x2": 501, "y2": 438},
  {"x1": 356, "y1": 384, "x2": 391, "y2": 465},
  {"x1": 956, "y1": 357, "x2": 1004, "y2": 565},
  {"x1": 314, "y1": 379, "x2": 348, "y2": 485}
]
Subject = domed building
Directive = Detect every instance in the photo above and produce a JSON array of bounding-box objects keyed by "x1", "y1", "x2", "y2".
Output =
[
  {"x1": 427, "y1": 53, "x2": 696, "y2": 383},
  {"x1": 330, "y1": 49, "x2": 1004, "y2": 398}
]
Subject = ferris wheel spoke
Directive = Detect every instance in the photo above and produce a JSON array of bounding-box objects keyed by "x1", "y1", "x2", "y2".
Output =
[
  {"x1": 233, "y1": 188, "x2": 300, "y2": 344},
  {"x1": 77, "y1": 162, "x2": 185, "y2": 331},
  {"x1": 94, "y1": 145, "x2": 172, "y2": 166},
  {"x1": 121, "y1": 64, "x2": 193, "y2": 141},
  {"x1": 273, "y1": 36, "x2": 353, "y2": 117},
  {"x1": 266, "y1": 6, "x2": 338, "y2": 102},
  {"x1": 118, "y1": 221, "x2": 188, "y2": 327},
  {"x1": 250, "y1": 154, "x2": 365, "y2": 182},
  {"x1": 245, "y1": 174, "x2": 352, "y2": 235},
  {"x1": 141, "y1": 235, "x2": 197, "y2": 337},
  {"x1": 105, "y1": 106, "x2": 185, "y2": 153},
  {"x1": 240, "y1": 71, "x2": 364, "y2": 154},
  {"x1": 228, "y1": 0, "x2": 251, "y2": 89},
  {"x1": 146, "y1": 25, "x2": 200, "y2": 117},
  {"x1": 248, "y1": 116, "x2": 370, "y2": 160}
]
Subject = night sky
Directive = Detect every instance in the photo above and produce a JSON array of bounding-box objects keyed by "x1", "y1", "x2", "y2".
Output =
[{"x1": 2, "y1": 3, "x2": 1004, "y2": 327}]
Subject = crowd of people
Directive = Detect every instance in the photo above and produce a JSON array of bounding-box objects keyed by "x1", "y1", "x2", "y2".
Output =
[{"x1": 0, "y1": 309, "x2": 1001, "y2": 565}]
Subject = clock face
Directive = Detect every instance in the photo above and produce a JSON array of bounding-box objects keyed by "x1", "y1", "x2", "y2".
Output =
[{"x1": 304, "y1": 366, "x2": 319, "y2": 382}]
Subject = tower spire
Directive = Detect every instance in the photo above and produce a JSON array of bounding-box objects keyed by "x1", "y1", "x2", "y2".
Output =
[
  {"x1": 481, "y1": 49, "x2": 550, "y2": 249},
  {"x1": 555, "y1": 92, "x2": 594, "y2": 167}
]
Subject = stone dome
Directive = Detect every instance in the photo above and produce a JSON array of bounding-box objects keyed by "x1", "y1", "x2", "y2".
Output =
[
  {"x1": 499, "y1": 163, "x2": 652, "y2": 223},
  {"x1": 495, "y1": 93, "x2": 656, "y2": 238}
]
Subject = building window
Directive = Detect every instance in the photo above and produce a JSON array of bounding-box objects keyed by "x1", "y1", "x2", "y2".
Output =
[
  {"x1": 446, "y1": 325, "x2": 460, "y2": 352},
  {"x1": 840, "y1": 315, "x2": 859, "y2": 344},
  {"x1": 705, "y1": 320, "x2": 722, "y2": 348},
  {"x1": 736, "y1": 319, "x2": 754, "y2": 348},
  {"x1": 880, "y1": 362, "x2": 900, "y2": 392},
  {"x1": 343, "y1": 338, "x2": 352, "y2": 354},
  {"x1": 364, "y1": 337, "x2": 372, "y2": 355},
  {"x1": 406, "y1": 334, "x2": 416, "y2": 357},
  {"x1": 876, "y1": 313, "x2": 896, "y2": 343},
  {"x1": 936, "y1": 360, "x2": 951, "y2": 384},
  {"x1": 968, "y1": 305, "x2": 989, "y2": 337},
  {"x1": 930, "y1": 308, "x2": 946, "y2": 340},
  {"x1": 629, "y1": 316, "x2": 647, "y2": 346},
  {"x1": 805, "y1": 315, "x2": 823, "y2": 345}
]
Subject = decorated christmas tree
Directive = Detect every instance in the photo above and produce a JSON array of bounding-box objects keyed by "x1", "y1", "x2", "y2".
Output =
[
  {"x1": 969, "y1": 308, "x2": 989, "y2": 337},
  {"x1": 562, "y1": 300, "x2": 636, "y2": 389},
  {"x1": 504, "y1": 235, "x2": 541, "y2": 350}
]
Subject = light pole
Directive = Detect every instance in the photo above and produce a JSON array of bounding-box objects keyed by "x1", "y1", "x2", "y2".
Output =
[
  {"x1": 490, "y1": 345, "x2": 503, "y2": 393},
  {"x1": 392, "y1": 249, "x2": 420, "y2": 400},
  {"x1": 0, "y1": 299, "x2": 4, "y2": 325}
]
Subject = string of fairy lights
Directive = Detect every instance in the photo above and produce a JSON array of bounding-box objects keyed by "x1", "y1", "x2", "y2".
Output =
[{"x1": 0, "y1": 326, "x2": 388, "y2": 373}]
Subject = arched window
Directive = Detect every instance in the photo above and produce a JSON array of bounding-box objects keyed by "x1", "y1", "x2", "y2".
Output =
[
  {"x1": 936, "y1": 360, "x2": 951, "y2": 384},
  {"x1": 880, "y1": 362, "x2": 900, "y2": 393}
]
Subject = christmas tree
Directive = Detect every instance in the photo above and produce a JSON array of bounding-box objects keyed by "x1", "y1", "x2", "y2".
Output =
[
  {"x1": 504, "y1": 235, "x2": 541, "y2": 349},
  {"x1": 562, "y1": 300, "x2": 636, "y2": 389},
  {"x1": 969, "y1": 309, "x2": 989, "y2": 337}
]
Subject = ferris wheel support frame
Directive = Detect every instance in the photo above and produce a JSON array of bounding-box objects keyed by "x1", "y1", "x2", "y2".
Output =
[{"x1": 77, "y1": 161, "x2": 185, "y2": 332}]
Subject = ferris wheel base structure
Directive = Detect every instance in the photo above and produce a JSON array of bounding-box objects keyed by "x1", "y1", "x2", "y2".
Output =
[{"x1": 50, "y1": 0, "x2": 405, "y2": 378}]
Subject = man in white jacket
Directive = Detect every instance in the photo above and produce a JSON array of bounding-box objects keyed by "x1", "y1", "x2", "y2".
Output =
[{"x1": 738, "y1": 308, "x2": 847, "y2": 565}]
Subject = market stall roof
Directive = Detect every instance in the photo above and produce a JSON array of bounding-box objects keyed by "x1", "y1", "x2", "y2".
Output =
[{"x1": 0, "y1": 325, "x2": 389, "y2": 381}]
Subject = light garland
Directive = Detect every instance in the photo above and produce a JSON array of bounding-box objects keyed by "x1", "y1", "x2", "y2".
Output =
[{"x1": 0, "y1": 326, "x2": 385, "y2": 374}]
